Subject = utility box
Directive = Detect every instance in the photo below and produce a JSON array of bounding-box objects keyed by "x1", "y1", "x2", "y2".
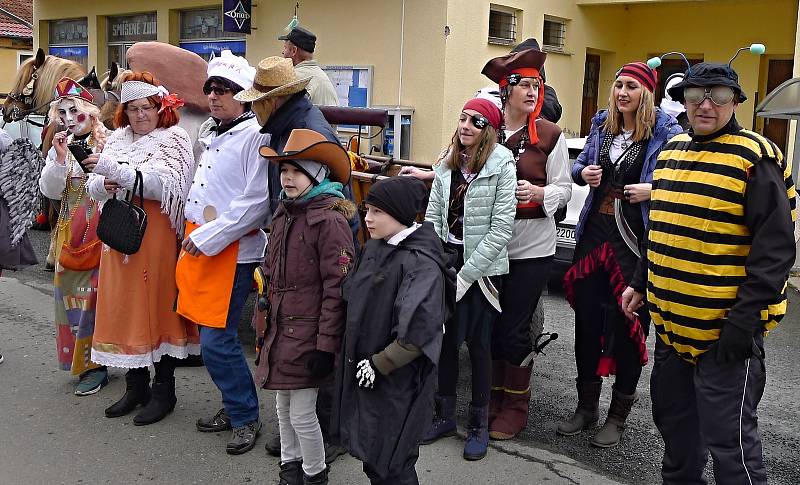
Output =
[{"x1": 375, "y1": 106, "x2": 414, "y2": 160}]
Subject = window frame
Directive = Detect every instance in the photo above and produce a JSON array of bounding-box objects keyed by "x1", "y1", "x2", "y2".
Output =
[
  {"x1": 542, "y1": 16, "x2": 568, "y2": 53},
  {"x1": 488, "y1": 4, "x2": 519, "y2": 46}
]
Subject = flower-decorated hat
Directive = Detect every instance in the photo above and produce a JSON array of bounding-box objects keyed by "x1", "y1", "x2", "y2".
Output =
[{"x1": 54, "y1": 77, "x2": 93, "y2": 103}]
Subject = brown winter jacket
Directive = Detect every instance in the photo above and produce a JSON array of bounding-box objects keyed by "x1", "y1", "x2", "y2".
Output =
[{"x1": 255, "y1": 194, "x2": 356, "y2": 390}]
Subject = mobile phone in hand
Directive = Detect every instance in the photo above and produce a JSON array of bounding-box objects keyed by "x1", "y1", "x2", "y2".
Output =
[{"x1": 67, "y1": 143, "x2": 92, "y2": 173}]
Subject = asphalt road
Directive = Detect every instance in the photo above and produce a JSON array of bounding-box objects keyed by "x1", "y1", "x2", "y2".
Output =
[{"x1": 3, "y1": 228, "x2": 800, "y2": 484}]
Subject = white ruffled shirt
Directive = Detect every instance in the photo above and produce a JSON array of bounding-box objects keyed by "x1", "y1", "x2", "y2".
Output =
[{"x1": 503, "y1": 124, "x2": 572, "y2": 259}]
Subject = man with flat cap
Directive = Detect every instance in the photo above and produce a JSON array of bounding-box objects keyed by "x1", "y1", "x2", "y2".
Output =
[
  {"x1": 280, "y1": 26, "x2": 339, "y2": 106},
  {"x1": 622, "y1": 58, "x2": 796, "y2": 484}
]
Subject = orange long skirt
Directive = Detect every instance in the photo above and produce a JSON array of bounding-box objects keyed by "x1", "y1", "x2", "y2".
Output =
[{"x1": 92, "y1": 200, "x2": 200, "y2": 368}]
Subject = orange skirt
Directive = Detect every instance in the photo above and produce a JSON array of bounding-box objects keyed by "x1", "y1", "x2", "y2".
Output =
[{"x1": 92, "y1": 200, "x2": 200, "y2": 368}]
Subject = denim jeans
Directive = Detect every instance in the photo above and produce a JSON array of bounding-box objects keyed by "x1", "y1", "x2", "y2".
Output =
[{"x1": 199, "y1": 262, "x2": 259, "y2": 427}]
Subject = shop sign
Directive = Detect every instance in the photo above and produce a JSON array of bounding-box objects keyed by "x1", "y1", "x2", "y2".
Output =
[
  {"x1": 108, "y1": 13, "x2": 157, "y2": 43},
  {"x1": 223, "y1": 0, "x2": 252, "y2": 34}
]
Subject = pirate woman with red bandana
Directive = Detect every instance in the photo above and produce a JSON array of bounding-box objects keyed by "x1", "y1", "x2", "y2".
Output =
[
  {"x1": 39, "y1": 77, "x2": 110, "y2": 396},
  {"x1": 561, "y1": 63, "x2": 681, "y2": 447},
  {"x1": 478, "y1": 48, "x2": 572, "y2": 441}
]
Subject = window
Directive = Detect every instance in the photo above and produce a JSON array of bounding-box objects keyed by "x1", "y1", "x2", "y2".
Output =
[
  {"x1": 17, "y1": 51, "x2": 33, "y2": 68},
  {"x1": 107, "y1": 13, "x2": 157, "y2": 69},
  {"x1": 488, "y1": 5, "x2": 517, "y2": 45},
  {"x1": 542, "y1": 16, "x2": 567, "y2": 52},
  {"x1": 48, "y1": 18, "x2": 88, "y2": 68},
  {"x1": 179, "y1": 8, "x2": 246, "y2": 62}
]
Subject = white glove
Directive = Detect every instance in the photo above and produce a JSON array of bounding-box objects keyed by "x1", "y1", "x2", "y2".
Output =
[
  {"x1": 456, "y1": 274, "x2": 471, "y2": 302},
  {"x1": 355, "y1": 359, "x2": 376, "y2": 389}
]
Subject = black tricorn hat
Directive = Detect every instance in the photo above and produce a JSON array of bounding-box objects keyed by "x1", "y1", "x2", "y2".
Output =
[{"x1": 667, "y1": 62, "x2": 746, "y2": 103}]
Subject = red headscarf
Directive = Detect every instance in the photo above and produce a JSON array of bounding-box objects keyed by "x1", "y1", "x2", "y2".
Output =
[
  {"x1": 499, "y1": 68, "x2": 545, "y2": 144},
  {"x1": 462, "y1": 98, "x2": 503, "y2": 131}
]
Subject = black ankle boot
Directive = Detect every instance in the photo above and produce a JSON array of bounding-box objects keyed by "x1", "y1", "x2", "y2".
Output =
[
  {"x1": 133, "y1": 378, "x2": 176, "y2": 426},
  {"x1": 278, "y1": 460, "x2": 303, "y2": 485},
  {"x1": 303, "y1": 466, "x2": 329, "y2": 485},
  {"x1": 105, "y1": 369, "x2": 151, "y2": 418}
]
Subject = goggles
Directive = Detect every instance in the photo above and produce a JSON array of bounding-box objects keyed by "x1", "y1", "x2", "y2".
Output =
[
  {"x1": 203, "y1": 85, "x2": 234, "y2": 96},
  {"x1": 462, "y1": 112, "x2": 489, "y2": 130},
  {"x1": 683, "y1": 86, "x2": 736, "y2": 106}
]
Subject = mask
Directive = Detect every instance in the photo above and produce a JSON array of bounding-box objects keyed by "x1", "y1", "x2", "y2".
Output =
[
  {"x1": 253, "y1": 97, "x2": 277, "y2": 126},
  {"x1": 57, "y1": 98, "x2": 92, "y2": 136}
]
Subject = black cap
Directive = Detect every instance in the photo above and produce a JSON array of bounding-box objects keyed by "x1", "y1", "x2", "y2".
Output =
[
  {"x1": 364, "y1": 177, "x2": 428, "y2": 228},
  {"x1": 278, "y1": 26, "x2": 317, "y2": 53},
  {"x1": 667, "y1": 62, "x2": 746, "y2": 103}
]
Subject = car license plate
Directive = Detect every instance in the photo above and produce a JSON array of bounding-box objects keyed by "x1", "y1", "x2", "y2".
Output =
[{"x1": 556, "y1": 226, "x2": 575, "y2": 243}]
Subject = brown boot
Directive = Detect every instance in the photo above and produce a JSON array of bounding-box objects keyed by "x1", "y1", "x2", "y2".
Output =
[
  {"x1": 489, "y1": 362, "x2": 532, "y2": 440},
  {"x1": 488, "y1": 360, "x2": 506, "y2": 426},
  {"x1": 556, "y1": 379, "x2": 601, "y2": 436},
  {"x1": 591, "y1": 388, "x2": 637, "y2": 448}
]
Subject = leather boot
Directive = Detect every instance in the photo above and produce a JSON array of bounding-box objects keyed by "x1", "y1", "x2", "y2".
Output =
[
  {"x1": 277, "y1": 460, "x2": 303, "y2": 485},
  {"x1": 303, "y1": 466, "x2": 329, "y2": 485},
  {"x1": 463, "y1": 404, "x2": 489, "y2": 461},
  {"x1": 591, "y1": 388, "x2": 637, "y2": 448},
  {"x1": 105, "y1": 369, "x2": 151, "y2": 418},
  {"x1": 488, "y1": 360, "x2": 506, "y2": 426},
  {"x1": 556, "y1": 379, "x2": 601, "y2": 436},
  {"x1": 420, "y1": 394, "x2": 457, "y2": 445},
  {"x1": 489, "y1": 362, "x2": 532, "y2": 440},
  {"x1": 133, "y1": 378, "x2": 176, "y2": 426}
]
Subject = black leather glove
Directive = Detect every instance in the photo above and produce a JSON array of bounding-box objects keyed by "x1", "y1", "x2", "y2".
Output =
[
  {"x1": 715, "y1": 323, "x2": 755, "y2": 364},
  {"x1": 307, "y1": 350, "x2": 335, "y2": 378}
]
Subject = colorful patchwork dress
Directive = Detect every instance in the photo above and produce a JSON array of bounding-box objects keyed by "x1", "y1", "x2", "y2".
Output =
[{"x1": 40, "y1": 135, "x2": 103, "y2": 375}]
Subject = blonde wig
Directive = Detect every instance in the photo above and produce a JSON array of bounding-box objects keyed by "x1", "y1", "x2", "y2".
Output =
[{"x1": 47, "y1": 96, "x2": 108, "y2": 150}]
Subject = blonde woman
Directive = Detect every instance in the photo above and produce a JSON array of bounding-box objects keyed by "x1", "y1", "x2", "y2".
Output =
[
  {"x1": 40, "y1": 78, "x2": 109, "y2": 395},
  {"x1": 561, "y1": 63, "x2": 681, "y2": 447}
]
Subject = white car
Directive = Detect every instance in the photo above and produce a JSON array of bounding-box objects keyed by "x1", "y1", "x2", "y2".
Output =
[{"x1": 552, "y1": 137, "x2": 589, "y2": 284}]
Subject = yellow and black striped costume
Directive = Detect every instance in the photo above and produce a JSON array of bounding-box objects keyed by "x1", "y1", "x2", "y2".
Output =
[{"x1": 646, "y1": 129, "x2": 796, "y2": 361}]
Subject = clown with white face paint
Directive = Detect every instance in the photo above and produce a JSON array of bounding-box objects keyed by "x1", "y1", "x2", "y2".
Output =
[{"x1": 39, "y1": 77, "x2": 110, "y2": 396}]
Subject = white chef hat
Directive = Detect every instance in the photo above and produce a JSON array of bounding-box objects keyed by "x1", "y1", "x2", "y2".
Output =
[
  {"x1": 120, "y1": 80, "x2": 169, "y2": 104},
  {"x1": 207, "y1": 50, "x2": 256, "y2": 90}
]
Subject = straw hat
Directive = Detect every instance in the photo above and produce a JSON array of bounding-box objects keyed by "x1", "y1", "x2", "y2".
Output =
[
  {"x1": 259, "y1": 129, "x2": 351, "y2": 184},
  {"x1": 233, "y1": 56, "x2": 311, "y2": 102}
]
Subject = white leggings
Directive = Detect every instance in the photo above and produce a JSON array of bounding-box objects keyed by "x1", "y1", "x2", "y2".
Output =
[{"x1": 276, "y1": 388, "x2": 325, "y2": 476}]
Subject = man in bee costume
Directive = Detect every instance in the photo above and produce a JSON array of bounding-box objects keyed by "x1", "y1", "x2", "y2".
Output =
[{"x1": 623, "y1": 47, "x2": 796, "y2": 485}]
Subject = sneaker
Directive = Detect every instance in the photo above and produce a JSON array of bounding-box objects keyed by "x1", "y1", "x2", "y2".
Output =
[
  {"x1": 196, "y1": 408, "x2": 232, "y2": 433},
  {"x1": 74, "y1": 368, "x2": 109, "y2": 396},
  {"x1": 0, "y1": 352, "x2": 4, "y2": 364},
  {"x1": 226, "y1": 420, "x2": 262, "y2": 455}
]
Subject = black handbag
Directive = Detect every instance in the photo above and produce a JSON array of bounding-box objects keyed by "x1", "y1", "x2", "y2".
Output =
[{"x1": 97, "y1": 170, "x2": 148, "y2": 255}]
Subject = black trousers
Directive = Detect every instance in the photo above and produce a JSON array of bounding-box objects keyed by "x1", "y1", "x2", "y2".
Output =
[
  {"x1": 651, "y1": 337, "x2": 767, "y2": 485},
  {"x1": 363, "y1": 455, "x2": 419, "y2": 485},
  {"x1": 492, "y1": 256, "x2": 553, "y2": 365},
  {"x1": 573, "y1": 271, "x2": 644, "y2": 394}
]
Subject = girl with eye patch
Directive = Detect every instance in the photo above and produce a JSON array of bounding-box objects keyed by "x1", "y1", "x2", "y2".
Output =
[
  {"x1": 561, "y1": 63, "x2": 681, "y2": 448},
  {"x1": 479, "y1": 48, "x2": 573, "y2": 442},
  {"x1": 421, "y1": 98, "x2": 516, "y2": 461}
]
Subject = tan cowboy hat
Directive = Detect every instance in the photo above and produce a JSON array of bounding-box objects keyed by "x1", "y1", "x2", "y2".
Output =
[
  {"x1": 233, "y1": 56, "x2": 311, "y2": 102},
  {"x1": 260, "y1": 129, "x2": 351, "y2": 184}
]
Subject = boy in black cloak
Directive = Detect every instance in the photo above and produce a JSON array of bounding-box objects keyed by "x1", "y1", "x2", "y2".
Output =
[{"x1": 332, "y1": 177, "x2": 456, "y2": 485}]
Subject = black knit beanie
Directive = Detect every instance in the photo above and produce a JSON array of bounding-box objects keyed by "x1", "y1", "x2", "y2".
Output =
[{"x1": 364, "y1": 176, "x2": 428, "y2": 227}]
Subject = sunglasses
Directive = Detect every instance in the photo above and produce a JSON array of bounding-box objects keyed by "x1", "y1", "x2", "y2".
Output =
[
  {"x1": 203, "y1": 85, "x2": 234, "y2": 96},
  {"x1": 461, "y1": 112, "x2": 489, "y2": 130},
  {"x1": 683, "y1": 86, "x2": 736, "y2": 106}
]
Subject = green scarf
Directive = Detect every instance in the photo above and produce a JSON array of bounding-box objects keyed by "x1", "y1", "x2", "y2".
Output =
[{"x1": 280, "y1": 178, "x2": 345, "y2": 201}]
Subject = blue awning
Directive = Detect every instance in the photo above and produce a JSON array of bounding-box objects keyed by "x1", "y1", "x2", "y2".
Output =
[
  {"x1": 179, "y1": 40, "x2": 246, "y2": 56},
  {"x1": 48, "y1": 46, "x2": 88, "y2": 57}
]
